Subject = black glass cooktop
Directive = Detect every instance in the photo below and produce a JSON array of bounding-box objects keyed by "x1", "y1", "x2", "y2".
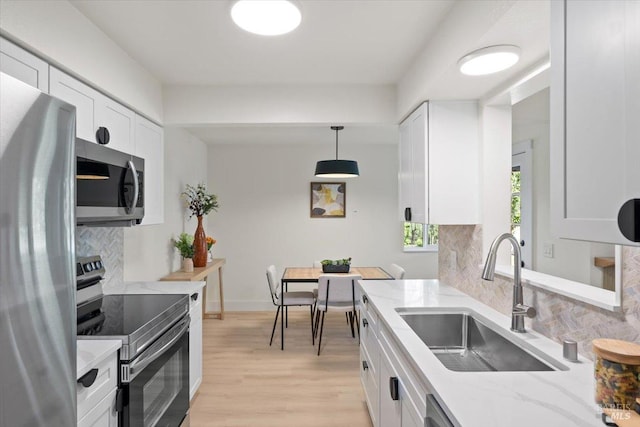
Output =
[{"x1": 78, "y1": 293, "x2": 187, "y2": 337}]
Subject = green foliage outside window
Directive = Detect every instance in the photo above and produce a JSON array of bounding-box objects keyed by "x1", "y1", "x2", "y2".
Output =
[
  {"x1": 511, "y1": 170, "x2": 521, "y2": 225},
  {"x1": 404, "y1": 223, "x2": 438, "y2": 248},
  {"x1": 511, "y1": 196, "x2": 521, "y2": 224},
  {"x1": 511, "y1": 170, "x2": 521, "y2": 193}
]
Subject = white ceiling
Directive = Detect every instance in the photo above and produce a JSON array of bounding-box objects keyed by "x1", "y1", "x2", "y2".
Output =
[
  {"x1": 71, "y1": 0, "x2": 455, "y2": 85},
  {"x1": 185, "y1": 124, "x2": 398, "y2": 145},
  {"x1": 69, "y1": 0, "x2": 550, "y2": 144}
]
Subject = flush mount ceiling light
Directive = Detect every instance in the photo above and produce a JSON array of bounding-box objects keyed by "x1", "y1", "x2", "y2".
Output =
[
  {"x1": 458, "y1": 45, "x2": 521, "y2": 76},
  {"x1": 315, "y1": 126, "x2": 360, "y2": 178},
  {"x1": 231, "y1": 0, "x2": 301, "y2": 36}
]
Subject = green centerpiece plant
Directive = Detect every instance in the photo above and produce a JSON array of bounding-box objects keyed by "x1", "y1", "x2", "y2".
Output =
[{"x1": 320, "y1": 257, "x2": 352, "y2": 273}]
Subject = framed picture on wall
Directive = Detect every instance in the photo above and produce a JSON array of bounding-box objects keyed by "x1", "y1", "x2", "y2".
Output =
[{"x1": 310, "y1": 182, "x2": 346, "y2": 218}]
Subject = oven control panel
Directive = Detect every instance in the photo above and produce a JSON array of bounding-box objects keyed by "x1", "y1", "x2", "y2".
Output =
[{"x1": 76, "y1": 255, "x2": 105, "y2": 287}]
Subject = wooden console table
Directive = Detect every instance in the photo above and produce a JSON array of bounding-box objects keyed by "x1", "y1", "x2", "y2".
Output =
[{"x1": 161, "y1": 258, "x2": 226, "y2": 320}]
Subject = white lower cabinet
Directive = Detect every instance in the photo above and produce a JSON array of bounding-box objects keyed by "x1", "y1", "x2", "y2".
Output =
[
  {"x1": 378, "y1": 346, "x2": 402, "y2": 427},
  {"x1": 360, "y1": 295, "x2": 428, "y2": 427},
  {"x1": 77, "y1": 349, "x2": 118, "y2": 427},
  {"x1": 78, "y1": 389, "x2": 118, "y2": 427},
  {"x1": 189, "y1": 289, "x2": 203, "y2": 400}
]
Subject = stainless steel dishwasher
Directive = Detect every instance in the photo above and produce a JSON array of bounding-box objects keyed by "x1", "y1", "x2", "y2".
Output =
[{"x1": 426, "y1": 395, "x2": 454, "y2": 427}]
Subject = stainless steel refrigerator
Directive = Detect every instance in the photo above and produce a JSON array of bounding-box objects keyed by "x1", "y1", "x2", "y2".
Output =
[{"x1": 0, "y1": 72, "x2": 77, "y2": 426}]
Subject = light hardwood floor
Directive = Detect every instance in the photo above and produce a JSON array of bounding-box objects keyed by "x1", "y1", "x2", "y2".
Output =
[{"x1": 189, "y1": 311, "x2": 373, "y2": 427}]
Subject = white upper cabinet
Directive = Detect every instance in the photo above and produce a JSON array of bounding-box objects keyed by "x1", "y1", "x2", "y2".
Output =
[
  {"x1": 50, "y1": 67, "x2": 100, "y2": 143},
  {"x1": 50, "y1": 67, "x2": 136, "y2": 153},
  {"x1": 135, "y1": 114, "x2": 164, "y2": 225},
  {"x1": 97, "y1": 97, "x2": 136, "y2": 153},
  {"x1": 550, "y1": 0, "x2": 640, "y2": 245},
  {"x1": 399, "y1": 101, "x2": 481, "y2": 225},
  {"x1": 0, "y1": 37, "x2": 48, "y2": 92}
]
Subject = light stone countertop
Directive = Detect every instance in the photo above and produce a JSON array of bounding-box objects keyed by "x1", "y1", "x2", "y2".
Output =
[
  {"x1": 77, "y1": 340, "x2": 121, "y2": 380},
  {"x1": 105, "y1": 280, "x2": 206, "y2": 295},
  {"x1": 358, "y1": 279, "x2": 601, "y2": 427}
]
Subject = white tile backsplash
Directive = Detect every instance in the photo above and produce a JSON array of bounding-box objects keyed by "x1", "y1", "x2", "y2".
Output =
[{"x1": 76, "y1": 227, "x2": 123, "y2": 289}]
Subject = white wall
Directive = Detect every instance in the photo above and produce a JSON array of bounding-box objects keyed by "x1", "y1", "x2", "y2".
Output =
[
  {"x1": 0, "y1": 0, "x2": 163, "y2": 122},
  {"x1": 123, "y1": 127, "x2": 208, "y2": 280},
  {"x1": 207, "y1": 142, "x2": 438, "y2": 311},
  {"x1": 163, "y1": 84, "x2": 396, "y2": 126}
]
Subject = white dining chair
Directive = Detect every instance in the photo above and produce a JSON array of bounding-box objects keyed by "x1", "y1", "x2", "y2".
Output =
[
  {"x1": 389, "y1": 263, "x2": 406, "y2": 279},
  {"x1": 314, "y1": 274, "x2": 362, "y2": 356},
  {"x1": 310, "y1": 261, "x2": 322, "y2": 301},
  {"x1": 266, "y1": 265, "x2": 316, "y2": 350}
]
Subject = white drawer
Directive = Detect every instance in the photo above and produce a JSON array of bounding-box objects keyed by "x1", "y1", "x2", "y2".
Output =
[
  {"x1": 77, "y1": 351, "x2": 118, "y2": 421},
  {"x1": 361, "y1": 313, "x2": 379, "y2": 372},
  {"x1": 78, "y1": 388, "x2": 117, "y2": 427},
  {"x1": 360, "y1": 344, "x2": 379, "y2": 427}
]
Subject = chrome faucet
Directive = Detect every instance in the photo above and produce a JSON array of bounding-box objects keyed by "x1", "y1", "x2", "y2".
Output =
[{"x1": 482, "y1": 233, "x2": 536, "y2": 333}]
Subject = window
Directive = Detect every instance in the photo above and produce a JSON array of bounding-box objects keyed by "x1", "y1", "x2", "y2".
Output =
[
  {"x1": 511, "y1": 167, "x2": 521, "y2": 242},
  {"x1": 404, "y1": 222, "x2": 438, "y2": 252},
  {"x1": 512, "y1": 140, "x2": 532, "y2": 268}
]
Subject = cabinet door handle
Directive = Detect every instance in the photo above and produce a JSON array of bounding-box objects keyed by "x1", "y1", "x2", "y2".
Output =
[
  {"x1": 362, "y1": 360, "x2": 369, "y2": 371},
  {"x1": 363, "y1": 318, "x2": 369, "y2": 328},
  {"x1": 96, "y1": 127, "x2": 110, "y2": 145},
  {"x1": 389, "y1": 376, "x2": 399, "y2": 400},
  {"x1": 404, "y1": 207, "x2": 412, "y2": 222},
  {"x1": 191, "y1": 293, "x2": 198, "y2": 301},
  {"x1": 77, "y1": 368, "x2": 99, "y2": 388},
  {"x1": 362, "y1": 295, "x2": 368, "y2": 304},
  {"x1": 618, "y1": 199, "x2": 640, "y2": 242}
]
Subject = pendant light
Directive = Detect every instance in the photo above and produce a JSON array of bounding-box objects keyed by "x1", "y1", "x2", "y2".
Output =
[{"x1": 315, "y1": 126, "x2": 359, "y2": 178}]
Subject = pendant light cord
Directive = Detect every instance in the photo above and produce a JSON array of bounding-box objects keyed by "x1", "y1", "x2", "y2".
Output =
[{"x1": 331, "y1": 125, "x2": 344, "y2": 160}]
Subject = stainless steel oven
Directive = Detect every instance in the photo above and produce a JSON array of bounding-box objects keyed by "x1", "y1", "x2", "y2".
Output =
[
  {"x1": 120, "y1": 316, "x2": 190, "y2": 427},
  {"x1": 77, "y1": 256, "x2": 191, "y2": 427},
  {"x1": 76, "y1": 137, "x2": 144, "y2": 226}
]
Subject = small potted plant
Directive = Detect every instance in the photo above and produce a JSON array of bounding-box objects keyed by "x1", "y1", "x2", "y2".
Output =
[
  {"x1": 173, "y1": 233, "x2": 195, "y2": 272},
  {"x1": 320, "y1": 257, "x2": 352, "y2": 273}
]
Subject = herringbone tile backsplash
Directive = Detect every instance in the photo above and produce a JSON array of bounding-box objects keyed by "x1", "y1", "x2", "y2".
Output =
[
  {"x1": 76, "y1": 227, "x2": 123, "y2": 289},
  {"x1": 439, "y1": 225, "x2": 640, "y2": 358}
]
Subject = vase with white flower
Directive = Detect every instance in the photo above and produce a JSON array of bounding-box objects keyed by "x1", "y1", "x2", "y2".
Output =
[
  {"x1": 206, "y1": 236, "x2": 216, "y2": 262},
  {"x1": 182, "y1": 183, "x2": 219, "y2": 267}
]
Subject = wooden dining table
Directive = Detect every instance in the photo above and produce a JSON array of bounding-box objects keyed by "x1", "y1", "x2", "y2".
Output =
[{"x1": 277, "y1": 266, "x2": 393, "y2": 350}]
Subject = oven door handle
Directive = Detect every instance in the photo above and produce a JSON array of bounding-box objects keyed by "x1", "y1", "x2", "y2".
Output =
[
  {"x1": 125, "y1": 160, "x2": 139, "y2": 214},
  {"x1": 128, "y1": 316, "x2": 189, "y2": 381}
]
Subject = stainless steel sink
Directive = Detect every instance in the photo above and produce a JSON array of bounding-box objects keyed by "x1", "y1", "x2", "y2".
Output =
[{"x1": 397, "y1": 309, "x2": 567, "y2": 372}]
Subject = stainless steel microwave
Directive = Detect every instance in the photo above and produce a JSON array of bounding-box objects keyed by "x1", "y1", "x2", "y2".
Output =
[{"x1": 76, "y1": 138, "x2": 144, "y2": 226}]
